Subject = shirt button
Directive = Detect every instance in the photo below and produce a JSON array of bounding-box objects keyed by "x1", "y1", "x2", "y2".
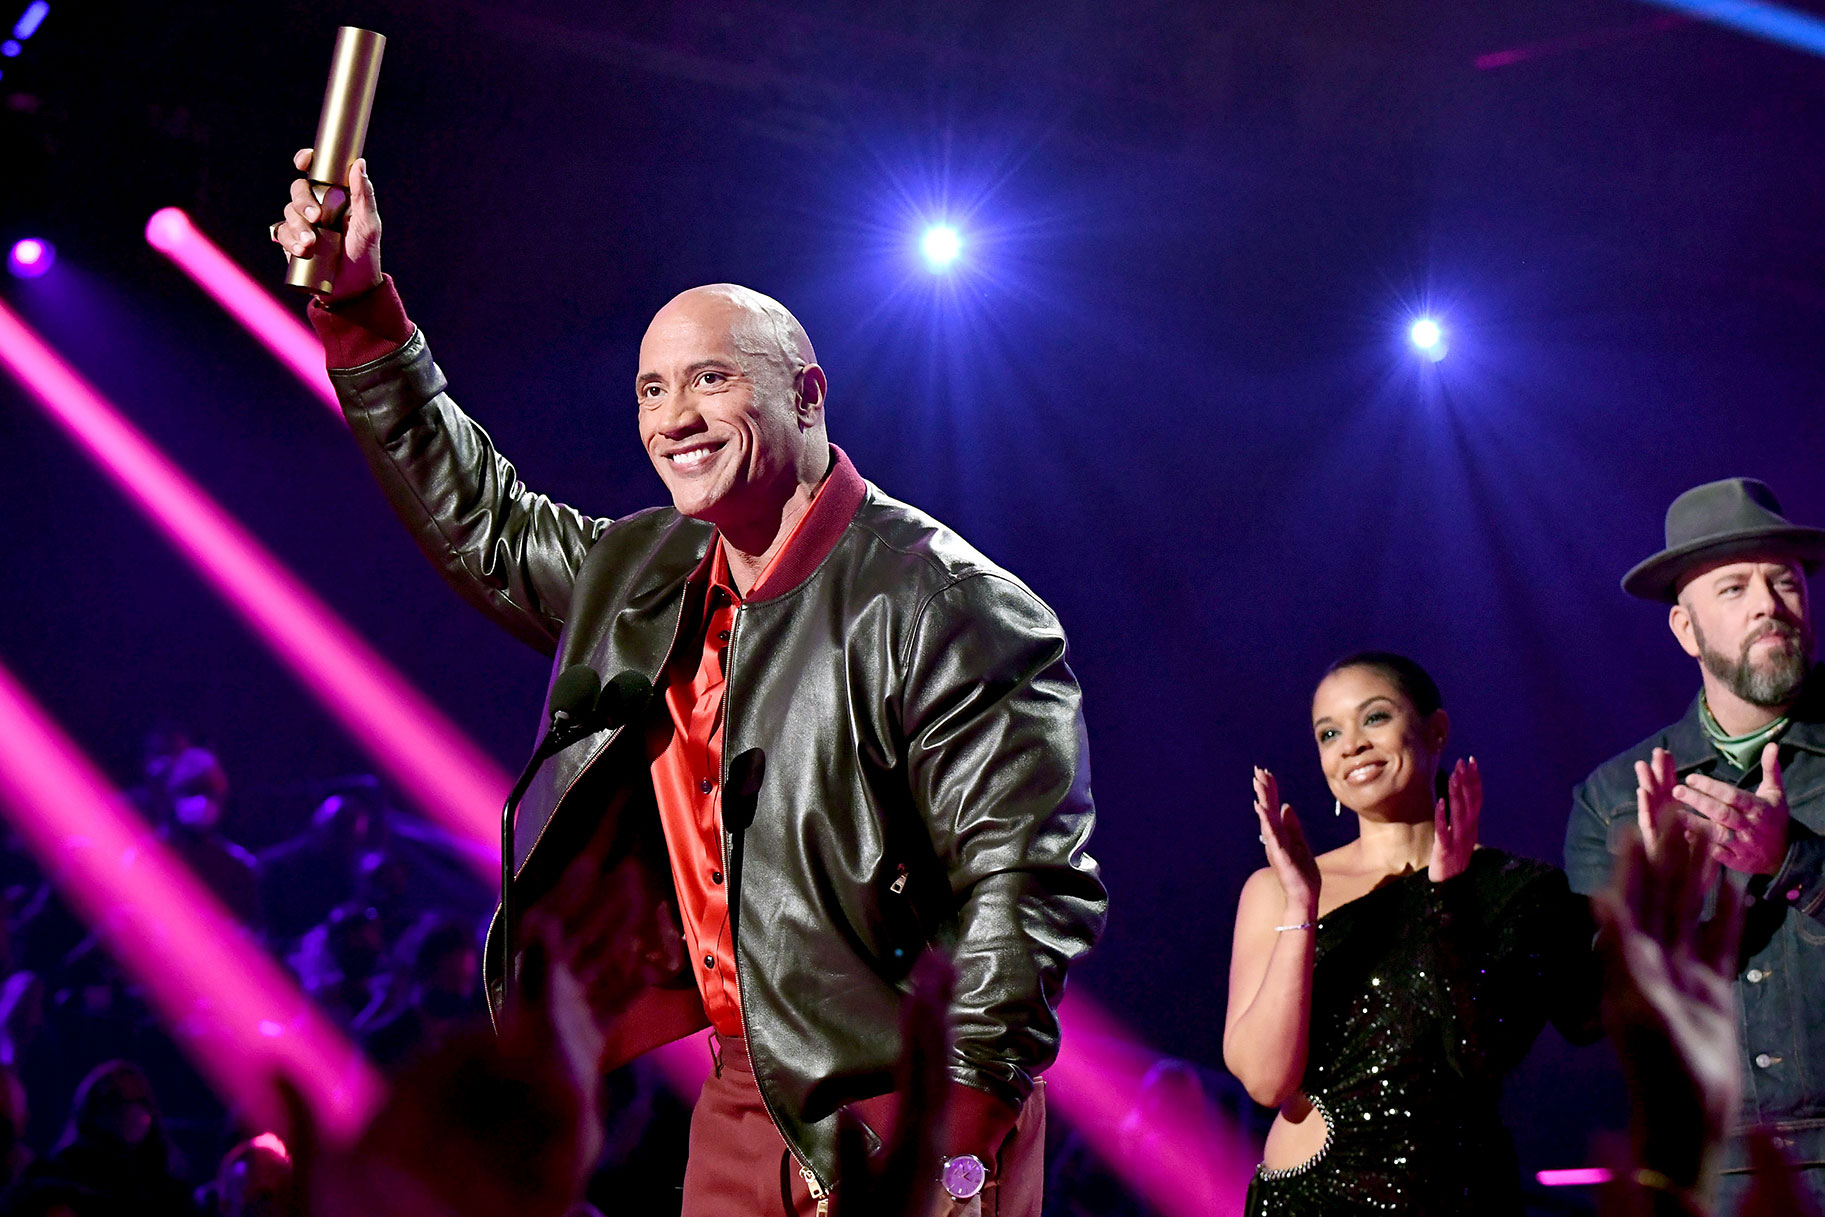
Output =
[
  {"x1": 1755, "y1": 1052, "x2": 1774, "y2": 1068},
  {"x1": 699, "y1": 778, "x2": 713, "y2": 794},
  {"x1": 718, "y1": 630, "x2": 731, "y2": 642},
  {"x1": 703, "y1": 954, "x2": 716, "y2": 970},
  {"x1": 711, "y1": 870, "x2": 724, "y2": 885},
  {"x1": 1746, "y1": 968, "x2": 1766, "y2": 983}
]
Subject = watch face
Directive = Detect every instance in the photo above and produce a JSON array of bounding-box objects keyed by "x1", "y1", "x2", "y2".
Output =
[{"x1": 941, "y1": 1154, "x2": 987, "y2": 1200}]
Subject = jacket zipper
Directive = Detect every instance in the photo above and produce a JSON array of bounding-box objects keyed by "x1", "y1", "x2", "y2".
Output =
[{"x1": 800, "y1": 1163, "x2": 830, "y2": 1215}]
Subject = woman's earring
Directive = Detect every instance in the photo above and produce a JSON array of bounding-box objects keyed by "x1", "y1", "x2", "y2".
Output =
[{"x1": 1334, "y1": 799, "x2": 1343, "y2": 817}]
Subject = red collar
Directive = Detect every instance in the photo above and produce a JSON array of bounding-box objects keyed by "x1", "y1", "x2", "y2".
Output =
[{"x1": 705, "y1": 445, "x2": 865, "y2": 603}]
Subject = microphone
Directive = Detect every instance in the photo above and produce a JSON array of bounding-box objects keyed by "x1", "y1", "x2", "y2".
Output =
[
  {"x1": 284, "y1": 26, "x2": 386, "y2": 295},
  {"x1": 543, "y1": 663, "x2": 604, "y2": 752},
  {"x1": 497, "y1": 665, "x2": 650, "y2": 1013},
  {"x1": 595, "y1": 670, "x2": 654, "y2": 732}
]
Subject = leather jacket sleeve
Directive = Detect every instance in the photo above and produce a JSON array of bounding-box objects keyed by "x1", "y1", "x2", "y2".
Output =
[
  {"x1": 329, "y1": 331, "x2": 608, "y2": 655},
  {"x1": 899, "y1": 571, "x2": 1108, "y2": 1110}
]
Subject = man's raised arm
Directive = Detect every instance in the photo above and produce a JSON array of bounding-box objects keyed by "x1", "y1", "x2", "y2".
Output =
[{"x1": 273, "y1": 150, "x2": 605, "y2": 654}]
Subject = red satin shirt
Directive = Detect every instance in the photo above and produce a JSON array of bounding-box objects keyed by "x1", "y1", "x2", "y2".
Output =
[{"x1": 646, "y1": 488, "x2": 827, "y2": 1036}]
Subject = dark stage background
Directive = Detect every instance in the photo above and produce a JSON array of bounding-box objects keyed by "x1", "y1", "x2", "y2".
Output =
[{"x1": 5, "y1": 0, "x2": 1825, "y2": 1208}]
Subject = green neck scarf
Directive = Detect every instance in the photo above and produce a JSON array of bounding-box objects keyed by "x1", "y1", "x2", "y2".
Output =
[{"x1": 1699, "y1": 696, "x2": 1789, "y2": 772}]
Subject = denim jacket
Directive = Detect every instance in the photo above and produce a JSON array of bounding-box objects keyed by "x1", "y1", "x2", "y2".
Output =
[{"x1": 1565, "y1": 669, "x2": 1825, "y2": 1174}]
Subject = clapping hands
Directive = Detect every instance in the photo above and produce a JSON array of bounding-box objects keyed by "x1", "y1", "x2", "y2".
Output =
[
  {"x1": 1253, "y1": 767, "x2": 1320, "y2": 919},
  {"x1": 1636, "y1": 743, "x2": 1790, "y2": 875},
  {"x1": 1429, "y1": 758, "x2": 1481, "y2": 882}
]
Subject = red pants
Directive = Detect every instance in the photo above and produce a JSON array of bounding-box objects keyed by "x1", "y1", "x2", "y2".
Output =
[{"x1": 680, "y1": 1034, "x2": 1046, "y2": 1217}]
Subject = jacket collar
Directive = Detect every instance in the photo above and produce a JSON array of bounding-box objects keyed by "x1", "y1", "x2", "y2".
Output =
[
  {"x1": 1670, "y1": 663, "x2": 1825, "y2": 775},
  {"x1": 724, "y1": 444, "x2": 866, "y2": 604}
]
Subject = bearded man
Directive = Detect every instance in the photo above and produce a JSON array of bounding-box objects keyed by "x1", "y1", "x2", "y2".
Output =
[
  {"x1": 1565, "y1": 477, "x2": 1825, "y2": 1211},
  {"x1": 272, "y1": 153, "x2": 1106, "y2": 1216}
]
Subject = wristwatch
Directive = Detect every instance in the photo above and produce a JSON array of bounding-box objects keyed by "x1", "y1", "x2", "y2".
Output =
[{"x1": 939, "y1": 1154, "x2": 988, "y2": 1201}]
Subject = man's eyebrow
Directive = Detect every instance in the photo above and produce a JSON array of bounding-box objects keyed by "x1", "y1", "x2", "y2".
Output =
[{"x1": 636, "y1": 358, "x2": 744, "y2": 386}]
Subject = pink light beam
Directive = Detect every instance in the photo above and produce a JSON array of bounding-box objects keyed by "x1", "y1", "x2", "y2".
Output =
[
  {"x1": 0, "y1": 297, "x2": 506, "y2": 868},
  {"x1": 1050, "y1": 995, "x2": 1260, "y2": 1217},
  {"x1": 0, "y1": 657, "x2": 384, "y2": 1140},
  {"x1": 145, "y1": 207, "x2": 340, "y2": 415}
]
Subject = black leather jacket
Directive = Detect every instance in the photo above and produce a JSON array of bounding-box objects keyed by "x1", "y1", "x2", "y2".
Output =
[{"x1": 329, "y1": 327, "x2": 1108, "y2": 1183}]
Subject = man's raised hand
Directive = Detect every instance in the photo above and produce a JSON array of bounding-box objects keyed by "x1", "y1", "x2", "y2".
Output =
[
  {"x1": 1677, "y1": 741, "x2": 1791, "y2": 876},
  {"x1": 272, "y1": 147, "x2": 383, "y2": 303},
  {"x1": 1635, "y1": 746, "x2": 1685, "y2": 861}
]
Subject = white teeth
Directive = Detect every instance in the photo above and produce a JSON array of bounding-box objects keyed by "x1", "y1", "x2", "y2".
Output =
[{"x1": 667, "y1": 446, "x2": 718, "y2": 471}]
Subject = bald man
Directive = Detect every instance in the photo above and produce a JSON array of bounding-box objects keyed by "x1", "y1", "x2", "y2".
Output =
[{"x1": 275, "y1": 155, "x2": 1105, "y2": 1216}]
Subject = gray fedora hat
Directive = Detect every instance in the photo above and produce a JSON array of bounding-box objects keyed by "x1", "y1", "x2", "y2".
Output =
[{"x1": 1623, "y1": 477, "x2": 1825, "y2": 602}]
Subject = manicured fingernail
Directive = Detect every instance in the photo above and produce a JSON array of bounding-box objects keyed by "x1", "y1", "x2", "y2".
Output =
[{"x1": 305, "y1": 207, "x2": 318, "y2": 221}]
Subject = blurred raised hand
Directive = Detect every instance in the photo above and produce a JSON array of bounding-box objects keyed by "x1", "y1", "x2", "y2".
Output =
[
  {"x1": 1594, "y1": 821, "x2": 1741, "y2": 1208},
  {"x1": 287, "y1": 927, "x2": 604, "y2": 1217}
]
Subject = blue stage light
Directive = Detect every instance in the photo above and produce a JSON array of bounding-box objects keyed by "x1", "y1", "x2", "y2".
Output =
[
  {"x1": 1639, "y1": 0, "x2": 1825, "y2": 57},
  {"x1": 0, "y1": 40, "x2": 17, "y2": 57},
  {"x1": 920, "y1": 224, "x2": 962, "y2": 271},
  {"x1": 13, "y1": 2, "x2": 48, "y2": 41},
  {"x1": 1409, "y1": 318, "x2": 1447, "y2": 361},
  {"x1": 8, "y1": 238, "x2": 53, "y2": 279}
]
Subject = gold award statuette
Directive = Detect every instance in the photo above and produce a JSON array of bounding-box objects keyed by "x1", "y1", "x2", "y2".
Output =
[{"x1": 284, "y1": 26, "x2": 386, "y2": 295}]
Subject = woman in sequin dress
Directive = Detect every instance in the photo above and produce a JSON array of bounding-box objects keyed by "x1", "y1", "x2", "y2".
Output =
[{"x1": 1224, "y1": 653, "x2": 1599, "y2": 1216}]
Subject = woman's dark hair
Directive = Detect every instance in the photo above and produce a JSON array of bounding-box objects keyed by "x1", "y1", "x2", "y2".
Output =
[{"x1": 1320, "y1": 651, "x2": 1444, "y2": 717}]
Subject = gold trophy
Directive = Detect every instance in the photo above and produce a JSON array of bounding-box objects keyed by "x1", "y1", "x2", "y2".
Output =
[{"x1": 284, "y1": 27, "x2": 386, "y2": 295}]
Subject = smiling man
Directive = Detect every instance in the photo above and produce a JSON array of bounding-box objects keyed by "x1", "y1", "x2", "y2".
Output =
[
  {"x1": 1565, "y1": 476, "x2": 1825, "y2": 1212},
  {"x1": 274, "y1": 155, "x2": 1105, "y2": 1216}
]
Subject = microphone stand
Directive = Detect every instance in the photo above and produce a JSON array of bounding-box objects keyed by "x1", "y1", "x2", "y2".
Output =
[
  {"x1": 498, "y1": 669, "x2": 651, "y2": 1017},
  {"x1": 499, "y1": 711, "x2": 585, "y2": 1016}
]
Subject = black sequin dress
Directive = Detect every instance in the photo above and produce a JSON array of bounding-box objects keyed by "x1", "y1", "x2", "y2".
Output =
[{"x1": 1245, "y1": 849, "x2": 1598, "y2": 1216}]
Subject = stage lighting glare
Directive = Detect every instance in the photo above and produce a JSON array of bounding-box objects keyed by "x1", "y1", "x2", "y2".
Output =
[
  {"x1": 921, "y1": 224, "x2": 962, "y2": 271},
  {"x1": 7, "y1": 238, "x2": 52, "y2": 279},
  {"x1": 0, "y1": 659, "x2": 383, "y2": 1139},
  {"x1": 0, "y1": 41, "x2": 17, "y2": 57},
  {"x1": 144, "y1": 207, "x2": 339, "y2": 413},
  {"x1": 13, "y1": 2, "x2": 48, "y2": 41},
  {"x1": 143, "y1": 206, "x2": 189, "y2": 251},
  {"x1": 0, "y1": 298, "x2": 509, "y2": 869},
  {"x1": 1409, "y1": 317, "x2": 1448, "y2": 362}
]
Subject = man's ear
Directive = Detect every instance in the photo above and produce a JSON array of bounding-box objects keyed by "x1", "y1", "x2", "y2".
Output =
[
  {"x1": 1669, "y1": 600, "x2": 1701, "y2": 659},
  {"x1": 795, "y1": 365, "x2": 827, "y2": 426}
]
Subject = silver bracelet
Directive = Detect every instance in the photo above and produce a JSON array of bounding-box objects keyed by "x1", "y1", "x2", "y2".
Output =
[{"x1": 1274, "y1": 921, "x2": 1317, "y2": 932}]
